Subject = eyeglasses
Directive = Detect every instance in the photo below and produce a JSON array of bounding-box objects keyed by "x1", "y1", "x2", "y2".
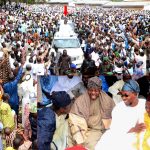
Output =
[{"x1": 120, "y1": 94, "x2": 129, "y2": 98}]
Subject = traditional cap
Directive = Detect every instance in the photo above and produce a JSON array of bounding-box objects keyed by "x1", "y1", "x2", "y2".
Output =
[
  {"x1": 87, "y1": 76, "x2": 102, "y2": 89},
  {"x1": 70, "y1": 63, "x2": 76, "y2": 69},
  {"x1": 122, "y1": 79, "x2": 140, "y2": 93},
  {"x1": 52, "y1": 91, "x2": 71, "y2": 108}
]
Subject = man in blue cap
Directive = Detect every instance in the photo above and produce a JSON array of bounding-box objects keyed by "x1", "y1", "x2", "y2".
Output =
[
  {"x1": 50, "y1": 91, "x2": 72, "y2": 150},
  {"x1": 37, "y1": 91, "x2": 72, "y2": 150},
  {"x1": 95, "y1": 79, "x2": 146, "y2": 150},
  {"x1": 65, "y1": 63, "x2": 81, "y2": 77}
]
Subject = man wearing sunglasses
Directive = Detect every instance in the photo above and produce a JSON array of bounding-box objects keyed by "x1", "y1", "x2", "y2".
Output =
[{"x1": 95, "y1": 79, "x2": 146, "y2": 150}]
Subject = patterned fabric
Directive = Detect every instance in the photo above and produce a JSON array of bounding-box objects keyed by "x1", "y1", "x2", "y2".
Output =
[
  {"x1": 5, "y1": 130, "x2": 16, "y2": 147},
  {"x1": 24, "y1": 104, "x2": 31, "y2": 139},
  {"x1": 0, "y1": 57, "x2": 11, "y2": 84},
  {"x1": 87, "y1": 76, "x2": 102, "y2": 89},
  {"x1": 122, "y1": 79, "x2": 140, "y2": 93},
  {"x1": 69, "y1": 113, "x2": 88, "y2": 145}
]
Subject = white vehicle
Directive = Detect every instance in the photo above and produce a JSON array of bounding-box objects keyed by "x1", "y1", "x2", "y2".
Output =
[{"x1": 51, "y1": 31, "x2": 84, "y2": 69}]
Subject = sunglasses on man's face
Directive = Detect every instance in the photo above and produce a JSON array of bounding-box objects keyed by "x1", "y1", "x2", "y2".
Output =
[{"x1": 120, "y1": 94, "x2": 130, "y2": 97}]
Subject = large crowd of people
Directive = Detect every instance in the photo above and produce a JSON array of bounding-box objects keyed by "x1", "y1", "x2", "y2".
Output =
[{"x1": 0, "y1": 2, "x2": 150, "y2": 150}]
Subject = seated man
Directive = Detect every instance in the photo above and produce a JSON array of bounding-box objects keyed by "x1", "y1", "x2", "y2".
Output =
[
  {"x1": 37, "y1": 91, "x2": 72, "y2": 150},
  {"x1": 50, "y1": 91, "x2": 72, "y2": 150},
  {"x1": 68, "y1": 76, "x2": 115, "y2": 150},
  {"x1": 95, "y1": 79, "x2": 146, "y2": 150}
]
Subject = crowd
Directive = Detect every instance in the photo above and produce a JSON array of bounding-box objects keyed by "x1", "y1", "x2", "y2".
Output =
[
  {"x1": 38, "y1": 75, "x2": 150, "y2": 150},
  {"x1": 0, "y1": 3, "x2": 150, "y2": 78},
  {"x1": 0, "y1": 2, "x2": 150, "y2": 150}
]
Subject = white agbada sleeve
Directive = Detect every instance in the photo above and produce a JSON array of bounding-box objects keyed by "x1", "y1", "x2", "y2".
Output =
[{"x1": 95, "y1": 100, "x2": 146, "y2": 150}]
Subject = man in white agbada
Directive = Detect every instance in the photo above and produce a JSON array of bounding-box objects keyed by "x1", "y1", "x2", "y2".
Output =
[
  {"x1": 18, "y1": 67, "x2": 36, "y2": 128},
  {"x1": 95, "y1": 79, "x2": 146, "y2": 150}
]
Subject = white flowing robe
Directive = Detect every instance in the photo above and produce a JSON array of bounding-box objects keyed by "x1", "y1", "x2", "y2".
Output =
[
  {"x1": 50, "y1": 76, "x2": 86, "y2": 99},
  {"x1": 95, "y1": 99, "x2": 146, "y2": 150},
  {"x1": 18, "y1": 77, "x2": 35, "y2": 127}
]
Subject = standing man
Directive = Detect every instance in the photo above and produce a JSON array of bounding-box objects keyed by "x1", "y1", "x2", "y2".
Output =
[{"x1": 58, "y1": 49, "x2": 71, "y2": 75}]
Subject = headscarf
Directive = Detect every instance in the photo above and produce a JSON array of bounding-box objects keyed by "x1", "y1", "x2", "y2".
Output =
[
  {"x1": 87, "y1": 76, "x2": 102, "y2": 89},
  {"x1": 52, "y1": 91, "x2": 71, "y2": 108},
  {"x1": 122, "y1": 79, "x2": 140, "y2": 93}
]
